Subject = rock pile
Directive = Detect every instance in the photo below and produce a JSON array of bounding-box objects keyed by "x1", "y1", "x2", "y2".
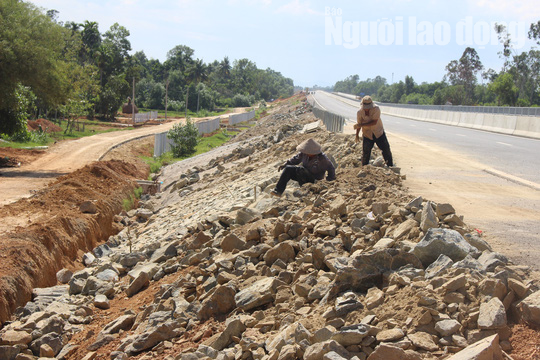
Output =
[{"x1": 1, "y1": 97, "x2": 539, "y2": 360}]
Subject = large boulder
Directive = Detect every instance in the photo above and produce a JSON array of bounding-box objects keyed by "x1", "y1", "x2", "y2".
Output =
[
  {"x1": 410, "y1": 228, "x2": 480, "y2": 267},
  {"x1": 519, "y1": 290, "x2": 540, "y2": 326}
]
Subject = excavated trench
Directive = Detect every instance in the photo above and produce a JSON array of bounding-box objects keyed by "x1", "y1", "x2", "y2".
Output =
[{"x1": 0, "y1": 160, "x2": 147, "y2": 325}]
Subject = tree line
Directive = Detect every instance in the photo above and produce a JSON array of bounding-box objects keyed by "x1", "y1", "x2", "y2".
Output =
[
  {"x1": 333, "y1": 21, "x2": 540, "y2": 108},
  {"x1": 0, "y1": 0, "x2": 294, "y2": 136}
]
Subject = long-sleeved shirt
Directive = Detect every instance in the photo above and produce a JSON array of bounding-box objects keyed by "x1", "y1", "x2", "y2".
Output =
[
  {"x1": 356, "y1": 105, "x2": 385, "y2": 140},
  {"x1": 286, "y1": 152, "x2": 336, "y2": 181}
]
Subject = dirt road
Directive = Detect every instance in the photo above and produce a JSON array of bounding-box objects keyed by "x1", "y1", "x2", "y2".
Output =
[{"x1": 0, "y1": 120, "x2": 187, "y2": 206}]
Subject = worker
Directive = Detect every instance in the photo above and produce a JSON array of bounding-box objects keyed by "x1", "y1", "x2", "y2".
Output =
[
  {"x1": 354, "y1": 95, "x2": 393, "y2": 167},
  {"x1": 271, "y1": 138, "x2": 335, "y2": 197}
]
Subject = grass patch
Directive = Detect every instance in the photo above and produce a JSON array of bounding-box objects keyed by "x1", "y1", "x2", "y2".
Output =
[
  {"x1": 0, "y1": 119, "x2": 129, "y2": 148},
  {"x1": 122, "y1": 186, "x2": 143, "y2": 211},
  {"x1": 141, "y1": 129, "x2": 240, "y2": 176}
]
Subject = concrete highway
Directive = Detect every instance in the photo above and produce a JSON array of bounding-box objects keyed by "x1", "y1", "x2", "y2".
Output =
[
  {"x1": 311, "y1": 90, "x2": 540, "y2": 272},
  {"x1": 312, "y1": 91, "x2": 540, "y2": 187}
]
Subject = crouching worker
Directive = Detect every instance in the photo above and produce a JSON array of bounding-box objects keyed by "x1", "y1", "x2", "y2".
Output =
[{"x1": 271, "y1": 138, "x2": 336, "y2": 197}]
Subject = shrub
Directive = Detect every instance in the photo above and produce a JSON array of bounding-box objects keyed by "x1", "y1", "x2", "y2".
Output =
[{"x1": 167, "y1": 118, "x2": 198, "y2": 157}]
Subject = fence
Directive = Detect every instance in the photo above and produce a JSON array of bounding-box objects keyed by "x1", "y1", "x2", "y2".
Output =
[
  {"x1": 153, "y1": 131, "x2": 173, "y2": 157},
  {"x1": 195, "y1": 117, "x2": 221, "y2": 135},
  {"x1": 134, "y1": 111, "x2": 159, "y2": 123},
  {"x1": 229, "y1": 110, "x2": 256, "y2": 125},
  {"x1": 153, "y1": 117, "x2": 223, "y2": 157}
]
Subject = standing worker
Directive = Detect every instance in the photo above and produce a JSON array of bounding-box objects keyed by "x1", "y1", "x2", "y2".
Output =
[{"x1": 354, "y1": 95, "x2": 394, "y2": 167}]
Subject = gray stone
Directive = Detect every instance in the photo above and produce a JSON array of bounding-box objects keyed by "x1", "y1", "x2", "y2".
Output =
[
  {"x1": 519, "y1": 290, "x2": 540, "y2": 326},
  {"x1": 135, "y1": 208, "x2": 153, "y2": 220},
  {"x1": 101, "y1": 314, "x2": 136, "y2": 335},
  {"x1": 393, "y1": 219, "x2": 418, "y2": 240},
  {"x1": 198, "y1": 285, "x2": 236, "y2": 321},
  {"x1": 235, "y1": 277, "x2": 278, "y2": 311},
  {"x1": 189, "y1": 231, "x2": 213, "y2": 250},
  {"x1": 446, "y1": 334, "x2": 502, "y2": 360},
  {"x1": 117, "y1": 252, "x2": 147, "y2": 268},
  {"x1": 124, "y1": 319, "x2": 183, "y2": 355},
  {"x1": 56, "y1": 268, "x2": 73, "y2": 284},
  {"x1": 435, "y1": 319, "x2": 461, "y2": 337},
  {"x1": 207, "y1": 318, "x2": 246, "y2": 351},
  {"x1": 420, "y1": 201, "x2": 438, "y2": 232},
  {"x1": 376, "y1": 328, "x2": 405, "y2": 342},
  {"x1": 367, "y1": 344, "x2": 422, "y2": 360},
  {"x1": 94, "y1": 294, "x2": 110, "y2": 310},
  {"x1": 407, "y1": 332, "x2": 438, "y2": 352},
  {"x1": 126, "y1": 271, "x2": 150, "y2": 297},
  {"x1": 304, "y1": 340, "x2": 350, "y2": 360},
  {"x1": 266, "y1": 322, "x2": 312, "y2": 353},
  {"x1": 405, "y1": 197, "x2": 423, "y2": 210},
  {"x1": 436, "y1": 203, "x2": 455, "y2": 217},
  {"x1": 0, "y1": 330, "x2": 32, "y2": 346},
  {"x1": 478, "y1": 298, "x2": 507, "y2": 330},
  {"x1": 365, "y1": 287, "x2": 385, "y2": 310},
  {"x1": 411, "y1": 228, "x2": 480, "y2": 267},
  {"x1": 236, "y1": 207, "x2": 261, "y2": 225},
  {"x1": 331, "y1": 324, "x2": 370, "y2": 346},
  {"x1": 150, "y1": 243, "x2": 177, "y2": 263},
  {"x1": 425, "y1": 254, "x2": 453, "y2": 279},
  {"x1": 264, "y1": 242, "x2": 296, "y2": 266},
  {"x1": 0, "y1": 346, "x2": 19, "y2": 360},
  {"x1": 83, "y1": 252, "x2": 96, "y2": 266}
]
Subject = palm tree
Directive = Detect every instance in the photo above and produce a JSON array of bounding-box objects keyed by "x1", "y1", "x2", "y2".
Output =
[{"x1": 192, "y1": 59, "x2": 208, "y2": 113}]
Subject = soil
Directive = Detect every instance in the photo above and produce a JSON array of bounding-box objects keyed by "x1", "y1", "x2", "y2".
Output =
[{"x1": 27, "y1": 119, "x2": 63, "y2": 133}]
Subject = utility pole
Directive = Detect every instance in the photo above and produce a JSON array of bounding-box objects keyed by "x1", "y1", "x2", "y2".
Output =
[
  {"x1": 392, "y1": 73, "x2": 394, "y2": 84},
  {"x1": 132, "y1": 77, "x2": 135, "y2": 124}
]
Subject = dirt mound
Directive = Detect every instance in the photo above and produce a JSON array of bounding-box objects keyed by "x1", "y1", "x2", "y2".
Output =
[
  {"x1": 27, "y1": 119, "x2": 63, "y2": 133},
  {"x1": 0, "y1": 160, "x2": 148, "y2": 325},
  {"x1": 0, "y1": 148, "x2": 46, "y2": 168}
]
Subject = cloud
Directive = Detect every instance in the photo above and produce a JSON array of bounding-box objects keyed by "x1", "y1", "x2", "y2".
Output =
[{"x1": 275, "y1": 0, "x2": 320, "y2": 15}]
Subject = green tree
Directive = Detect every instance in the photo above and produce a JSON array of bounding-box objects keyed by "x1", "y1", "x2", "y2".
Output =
[
  {"x1": 488, "y1": 73, "x2": 519, "y2": 106},
  {"x1": 0, "y1": 0, "x2": 69, "y2": 135},
  {"x1": 445, "y1": 47, "x2": 484, "y2": 104},
  {"x1": 167, "y1": 119, "x2": 198, "y2": 157}
]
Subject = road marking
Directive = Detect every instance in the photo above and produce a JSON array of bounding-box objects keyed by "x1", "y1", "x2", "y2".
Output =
[
  {"x1": 429, "y1": 128, "x2": 436, "y2": 131},
  {"x1": 456, "y1": 134, "x2": 466, "y2": 137},
  {"x1": 496, "y1": 142, "x2": 513, "y2": 147},
  {"x1": 410, "y1": 124, "x2": 417, "y2": 127}
]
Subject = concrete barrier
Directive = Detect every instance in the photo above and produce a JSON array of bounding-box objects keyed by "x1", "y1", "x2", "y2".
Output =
[
  {"x1": 513, "y1": 115, "x2": 540, "y2": 138},
  {"x1": 479, "y1": 114, "x2": 516, "y2": 135},
  {"x1": 380, "y1": 105, "x2": 540, "y2": 139}
]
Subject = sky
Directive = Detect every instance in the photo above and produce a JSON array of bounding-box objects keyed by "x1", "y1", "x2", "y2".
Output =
[{"x1": 29, "y1": 0, "x2": 540, "y2": 88}]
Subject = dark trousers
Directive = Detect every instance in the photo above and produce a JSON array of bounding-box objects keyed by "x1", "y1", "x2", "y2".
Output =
[
  {"x1": 362, "y1": 131, "x2": 393, "y2": 166},
  {"x1": 275, "y1": 166, "x2": 315, "y2": 194}
]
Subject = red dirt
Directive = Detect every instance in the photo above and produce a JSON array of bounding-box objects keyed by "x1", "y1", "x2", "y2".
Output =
[
  {"x1": 0, "y1": 148, "x2": 46, "y2": 168},
  {"x1": 0, "y1": 159, "x2": 149, "y2": 325},
  {"x1": 27, "y1": 119, "x2": 63, "y2": 133},
  {"x1": 509, "y1": 323, "x2": 540, "y2": 360}
]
